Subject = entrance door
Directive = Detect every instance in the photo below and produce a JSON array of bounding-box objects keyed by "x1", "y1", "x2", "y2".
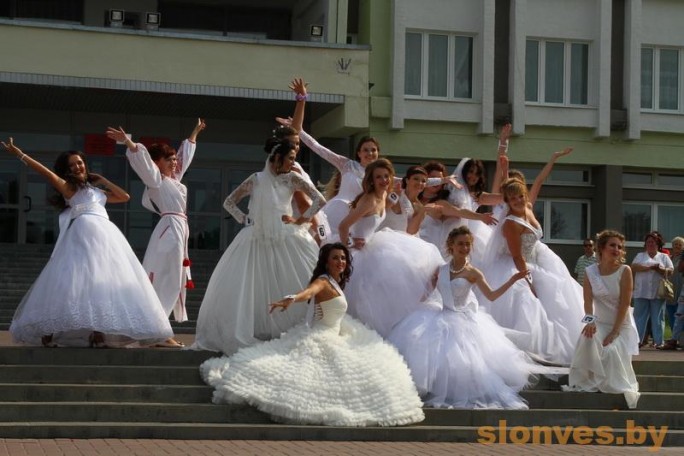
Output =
[{"x1": 0, "y1": 157, "x2": 59, "y2": 245}]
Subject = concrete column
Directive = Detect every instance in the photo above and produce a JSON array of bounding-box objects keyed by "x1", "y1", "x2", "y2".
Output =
[
  {"x1": 596, "y1": 0, "x2": 612, "y2": 138},
  {"x1": 390, "y1": 0, "x2": 405, "y2": 130},
  {"x1": 478, "y1": 0, "x2": 496, "y2": 134},
  {"x1": 592, "y1": 164, "x2": 623, "y2": 234},
  {"x1": 509, "y1": 0, "x2": 527, "y2": 135},
  {"x1": 624, "y1": 0, "x2": 642, "y2": 140}
]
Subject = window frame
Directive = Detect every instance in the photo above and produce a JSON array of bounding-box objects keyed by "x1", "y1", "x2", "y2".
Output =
[
  {"x1": 641, "y1": 46, "x2": 683, "y2": 113},
  {"x1": 404, "y1": 30, "x2": 475, "y2": 101},
  {"x1": 622, "y1": 201, "x2": 684, "y2": 247},
  {"x1": 533, "y1": 198, "x2": 592, "y2": 244},
  {"x1": 525, "y1": 39, "x2": 591, "y2": 107}
]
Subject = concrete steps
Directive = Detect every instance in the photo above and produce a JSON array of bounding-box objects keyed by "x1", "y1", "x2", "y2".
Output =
[{"x1": 0, "y1": 345, "x2": 682, "y2": 447}]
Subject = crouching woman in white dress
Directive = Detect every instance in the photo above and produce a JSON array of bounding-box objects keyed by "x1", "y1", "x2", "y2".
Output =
[
  {"x1": 200, "y1": 243, "x2": 424, "y2": 426},
  {"x1": 563, "y1": 230, "x2": 640, "y2": 409}
]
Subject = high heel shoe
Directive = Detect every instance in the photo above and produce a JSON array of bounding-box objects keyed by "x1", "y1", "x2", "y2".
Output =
[{"x1": 89, "y1": 331, "x2": 108, "y2": 348}]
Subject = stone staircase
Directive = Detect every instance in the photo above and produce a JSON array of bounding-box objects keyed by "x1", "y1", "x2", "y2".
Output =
[
  {"x1": 0, "y1": 346, "x2": 681, "y2": 446},
  {"x1": 0, "y1": 243, "x2": 220, "y2": 333}
]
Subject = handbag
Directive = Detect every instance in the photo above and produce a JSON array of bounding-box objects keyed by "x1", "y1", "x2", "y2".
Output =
[{"x1": 657, "y1": 277, "x2": 674, "y2": 301}]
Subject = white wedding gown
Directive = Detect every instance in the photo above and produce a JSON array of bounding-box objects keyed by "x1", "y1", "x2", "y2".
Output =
[
  {"x1": 563, "y1": 264, "x2": 640, "y2": 408},
  {"x1": 191, "y1": 163, "x2": 325, "y2": 355},
  {"x1": 389, "y1": 263, "x2": 544, "y2": 409},
  {"x1": 10, "y1": 186, "x2": 173, "y2": 346},
  {"x1": 200, "y1": 276, "x2": 424, "y2": 426},
  {"x1": 478, "y1": 215, "x2": 584, "y2": 366}
]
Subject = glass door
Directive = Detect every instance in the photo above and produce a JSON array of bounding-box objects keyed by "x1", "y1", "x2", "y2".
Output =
[{"x1": 0, "y1": 159, "x2": 21, "y2": 243}]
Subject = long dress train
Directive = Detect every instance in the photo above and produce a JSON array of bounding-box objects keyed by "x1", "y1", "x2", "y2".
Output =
[{"x1": 200, "y1": 275, "x2": 424, "y2": 426}]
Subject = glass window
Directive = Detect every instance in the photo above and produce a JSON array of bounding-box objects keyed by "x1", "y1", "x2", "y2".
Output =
[
  {"x1": 525, "y1": 40, "x2": 539, "y2": 102},
  {"x1": 454, "y1": 36, "x2": 473, "y2": 98},
  {"x1": 570, "y1": 43, "x2": 589, "y2": 105},
  {"x1": 428, "y1": 34, "x2": 448, "y2": 97},
  {"x1": 405, "y1": 33, "x2": 422, "y2": 96},
  {"x1": 658, "y1": 205, "x2": 684, "y2": 242},
  {"x1": 550, "y1": 201, "x2": 587, "y2": 240},
  {"x1": 659, "y1": 49, "x2": 679, "y2": 110},
  {"x1": 623, "y1": 203, "x2": 651, "y2": 242},
  {"x1": 544, "y1": 42, "x2": 565, "y2": 103},
  {"x1": 549, "y1": 169, "x2": 590, "y2": 184},
  {"x1": 658, "y1": 174, "x2": 684, "y2": 187},
  {"x1": 404, "y1": 32, "x2": 473, "y2": 100},
  {"x1": 641, "y1": 48, "x2": 654, "y2": 109},
  {"x1": 533, "y1": 201, "x2": 544, "y2": 237},
  {"x1": 622, "y1": 172, "x2": 653, "y2": 186}
]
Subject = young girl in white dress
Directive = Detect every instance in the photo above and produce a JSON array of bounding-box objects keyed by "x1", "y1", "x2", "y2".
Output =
[
  {"x1": 200, "y1": 243, "x2": 424, "y2": 426},
  {"x1": 563, "y1": 230, "x2": 640, "y2": 409},
  {"x1": 3, "y1": 138, "x2": 173, "y2": 347},
  {"x1": 338, "y1": 159, "x2": 444, "y2": 338},
  {"x1": 478, "y1": 178, "x2": 584, "y2": 366},
  {"x1": 389, "y1": 226, "x2": 537, "y2": 409},
  {"x1": 191, "y1": 138, "x2": 326, "y2": 355},
  {"x1": 107, "y1": 119, "x2": 206, "y2": 347}
]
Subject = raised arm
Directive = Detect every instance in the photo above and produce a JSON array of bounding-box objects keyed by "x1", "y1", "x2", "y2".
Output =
[
  {"x1": 490, "y1": 123, "x2": 511, "y2": 195},
  {"x1": 222, "y1": 174, "x2": 256, "y2": 224},
  {"x1": 298, "y1": 130, "x2": 350, "y2": 172},
  {"x1": 528, "y1": 147, "x2": 572, "y2": 205},
  {"x1": 107, "y1": 126, "x2": 163, "y2": 188},
  {"x1": 269, "y1": 277, "x2": 328, "y2": 314},
  {"x1": 2, "y1": 138, "x2": 73, "y2": 198},
  {"x1": 289, "y1": 78, "x2": 307, "y2": 133},
  {"x1": 177, "y1": 118, "x2": 206, "y2": 178},
  {"x1": 436, "y1": 200, "x2": 498, "y2": 225}
]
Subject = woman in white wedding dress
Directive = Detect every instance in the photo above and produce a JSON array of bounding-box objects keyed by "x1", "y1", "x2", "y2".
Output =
[
  {"x1": 379, "y1": 165, "x2": 430, "y2": 234},
  {"x1": 338, "y1": 159, "x2": 444, "y2": 338},
  {"x1": 200, "y1": 243, "x2": 424, "y2": 426},
  {"x1": 191, "y1": 138, "x2": 326, "y2": 355},
  {"x1": 478, "y1": 178, "x2": 584, "y2": 366},
  {"x1": 4, "y1": 138, "x2": 173, "y2": 347},
  {"x1": 563, "y1": 230, "x2": 640, "y2": 409},
  {"x1": 389, "y1": 226, "x2": 538, "y2": 409}
]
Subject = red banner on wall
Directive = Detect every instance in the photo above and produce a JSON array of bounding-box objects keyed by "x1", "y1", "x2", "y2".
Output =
[
  {"x1": 140, "y1": 137, "x2": 171, "y2": 148},
  {"x1": 83, "y1": 134, "x2": 116, "y2": 156}
]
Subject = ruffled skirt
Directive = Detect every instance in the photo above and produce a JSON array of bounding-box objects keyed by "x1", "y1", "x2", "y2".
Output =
[
  {"x1": 200, "y1": 316, "x2": 425, "y2": 426},
  {"x1": 10, "y1": 213, "x2": 173, "y2": 346},
  {"x1": 345, "y1": 229, "x2": 445, "y2": 337}
]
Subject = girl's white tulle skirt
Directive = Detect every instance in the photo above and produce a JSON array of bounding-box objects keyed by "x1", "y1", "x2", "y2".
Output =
[
  {"x1": 344, "y1": 229, "x2": 445, "y2": 337},
  {"x1": 10, "y1": 213, "x2": 173, "y2": 346},
  {"x1": 388, "y1": 305, "x2": 535, "y2": 410},
  {"x1": 200, "y1": 316, "x2": 425, "y2": 426},
  {"x1": 478, "y1": 243, "x2": 584, "y2": 366}
]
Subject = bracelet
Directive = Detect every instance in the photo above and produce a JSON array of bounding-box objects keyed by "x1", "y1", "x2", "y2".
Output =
[
  {"x1": 498, "y1": 140, "x2": 509, "y2": 153},
  {"x1": 19, "y1": 153, "x2": 28, "y2": 165},
  {"x1": 295, "y1": 93, "x2": 308, "y2": 102},
  {"x1": 283, "y1": 294, "x2": 297, "y2": 301}
]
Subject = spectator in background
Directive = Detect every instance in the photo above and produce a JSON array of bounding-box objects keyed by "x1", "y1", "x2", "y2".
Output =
[
  {"x1": 661, "y1": 236, "x2": 684, "y2": 350},
  {"x1": 574, "y1": 238, "x2": 598, "y2": 286}
]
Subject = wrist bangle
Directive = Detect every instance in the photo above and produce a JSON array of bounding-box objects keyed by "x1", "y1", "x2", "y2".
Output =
[
  {"x1": 19, "y1": 153, "x2": 28, "y2": 165},
  {"x1": 295, "y1": 93, "x2": 308, "y2": 101}
]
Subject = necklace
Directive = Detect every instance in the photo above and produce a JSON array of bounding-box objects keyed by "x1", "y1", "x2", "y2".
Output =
[{"x1": 450, "y1": 260, "x2": 468, "y2": 275}]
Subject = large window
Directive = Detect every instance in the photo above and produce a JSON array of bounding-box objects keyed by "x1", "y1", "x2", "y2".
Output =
[
  {"x1": 641, "y1": 47, "x2": 681, "y2": 111},
  {"x1": 623, "y1": 171, "x2": 684, "y2": 189},
  {"x1": 405, "y1": 31, "x2": 473, "y2": 99},
  {"x1": 526, "y1": 40, "x2": 589, "y2": 105},
  {"x1": 533, "y1": 199, "x2": 590, "y2": 243},
  {"x1": 623, "y1": 203, "x2": 684, "y2": 245}
]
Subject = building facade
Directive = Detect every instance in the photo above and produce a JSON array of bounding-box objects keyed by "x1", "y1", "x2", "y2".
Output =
[{"x1": 1, "y1": 0, "x2": 683, "y2": 265}]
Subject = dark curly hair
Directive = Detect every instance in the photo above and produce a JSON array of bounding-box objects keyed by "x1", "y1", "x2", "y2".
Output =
[
  {"x1": 309, "y1": 243, "x2": 353, "y2": 289},
  {"x1": 49, "y1": 150, "x2": 90, "y2": 210},
  {"x1": 401, "y1": 165, "x2": 428, "y2": 189},
  {"x1": 461, "y1": 159, "x2": 486, "y2": 196},
  {"x1": 263, "y1": 137, "x2": 295, "y2": 171},
  {"x1": 644, "y1": 231, "x2": 665, "y2": 251},
  {"x1": 420, "y1": 160, "x2": 450, "y2": 202},
  {"x1": 148, "y1": 143, "x2": 177, "y2": 162}
]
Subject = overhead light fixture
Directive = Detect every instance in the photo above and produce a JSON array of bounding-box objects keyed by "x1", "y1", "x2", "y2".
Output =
[
  {"x1": 145, "y1": 12, "x2": 161, "y2": 30},
  {"x1": 109, "y1": 9, "x2": 124, "y2": 27},
  {"x1": 310, "y1": 25, "x2": 324, "y2": 37}
]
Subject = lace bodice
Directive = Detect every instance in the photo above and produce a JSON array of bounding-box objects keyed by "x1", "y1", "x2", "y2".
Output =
[
  {"x1": 502, "y1": 215, "x2": 542, "y2": 263},
  {"x1": 351, "y1": 213, "x2": 385, "y2": 241},
  {"x1": 223, "y1": 170, "x2": 325, "y2": 224},
  {"x1": 435, "y1": 264, "x2": 478, "y2": 313}
]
